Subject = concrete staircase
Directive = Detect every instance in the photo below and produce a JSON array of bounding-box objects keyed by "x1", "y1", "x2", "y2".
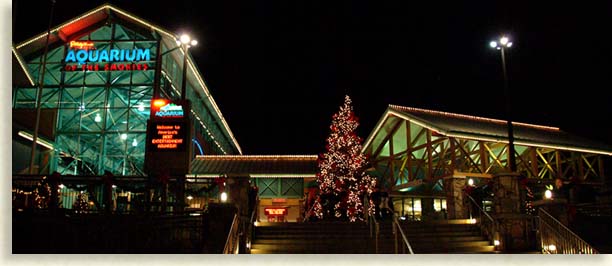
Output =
[
  {"x1": 250, "y1": 219, "x2": 496, "y2": 254},
  {"x1": 377, "y1": 219, "x2": 497, "y2": 254},
  {"x1": 251, "y1": 221, "x2": 374, "y2": 254}
]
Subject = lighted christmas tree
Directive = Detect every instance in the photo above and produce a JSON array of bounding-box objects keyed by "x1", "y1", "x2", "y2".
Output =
[
  {"x1": 313, "y1": 95, "x2": 376, "y2": 222},
  {"x1": 73, "y1": 192, "x2": 90, "y2": 213}
]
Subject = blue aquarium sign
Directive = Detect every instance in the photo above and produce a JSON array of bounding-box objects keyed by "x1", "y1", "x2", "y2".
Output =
[{"x1": 64, "y1": 41, "x2": 151, "y2": 71}]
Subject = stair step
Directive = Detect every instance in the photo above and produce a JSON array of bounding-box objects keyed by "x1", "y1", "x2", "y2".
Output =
[
  {"x1": 251, "y1": 244, "x2": 372, "y2": 254},
  {"x1": 253, "y1": 239, "x2": 371, "y2": 245},
  {"x1": 251, "y1": 220, "x2": 496, "y2": 254},
  {"x1": 378, "y1": 236, "x2": 486, "y2": 243},
  {"x1": 405, "y1": 231, "x2": 482, "y2": 238},
  {"x1": 250, "y1": 248, "x2": 373, "y2": 254},
  {"x1": 413, "y1": 245, "x2": 495, "y2": 253},
  {"x1": 254, "y1": 235, "x2": 372, "y2": 240}
]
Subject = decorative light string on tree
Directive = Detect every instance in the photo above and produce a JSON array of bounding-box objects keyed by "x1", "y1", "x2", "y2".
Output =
[{"x1": 313, "y1": 95, "x2": 376, "y2": 222}]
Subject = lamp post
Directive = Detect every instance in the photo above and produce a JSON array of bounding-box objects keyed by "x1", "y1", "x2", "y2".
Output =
[
  {"x1": 28, "y1": 0, "x2": 56, "y2": 175},
  {"x1": 177, "y1": 34, "x2": 198, "y2": 102},
  {"x1": 490, "y1": 36, "x2": 517, "y2": 172},
  {"x1": 175, "y1": 34, "x2": 197, "y2": 213}
]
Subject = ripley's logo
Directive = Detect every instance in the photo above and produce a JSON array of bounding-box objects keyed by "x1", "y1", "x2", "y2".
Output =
[{"x1": 155, "y1": 103, "x2": 184, "y2": 118}]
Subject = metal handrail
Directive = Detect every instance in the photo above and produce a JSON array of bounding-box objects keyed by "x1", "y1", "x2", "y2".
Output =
[
  {"x1": 223, "y1": 214, "x2": 240, "y2": 254},
  {"x1": 392, "y1": 214, "x2": 414, "y2": 254},
  {"x1": 246, "y1": 198, "x2": 259, "y2": 253},
  {"x1": 538, "y1": 208, "x2": 598, "y2": 254},
  {"x1": 465, "y1": 193, "x2": 495, "y2": 224},
  {"x1": 465, "y1": 193, "x2": 498, "y2": 246},
  {"x1": 368, "y1": 212, "x2": 380, "y2": 254}
]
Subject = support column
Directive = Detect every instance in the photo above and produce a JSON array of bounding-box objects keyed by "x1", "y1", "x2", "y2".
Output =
[
  {"x1": 421, "y1": 197, "x2": 436, "y2": 221},
  {"x1": 443, "y1": 176, "x2": 467, "y2": 219},
  {"x1": 493, "y1": 173, "x2": 533, "y2": 252},
  {"x1": 227, "y1": 176, "x2": 250, "y2": 253},
  {"x1": 227, "y1": 176, "x2": 250, "y2": 218}
]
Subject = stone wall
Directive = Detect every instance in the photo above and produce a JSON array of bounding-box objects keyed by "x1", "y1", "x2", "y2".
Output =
[{"x1": 444, "y1": 177, "x2": 467, "y2": 219}]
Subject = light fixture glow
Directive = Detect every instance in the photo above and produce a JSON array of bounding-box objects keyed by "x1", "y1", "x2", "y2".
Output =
[
  {"x1": 190, "y1": 40, "x2": 198, "y2": 46},
  {"x1": 94, "y1": 113, "x2": 102, "y2": 122},
  {"x1": 254, "y1": 221, "x2": 260, "y2": 227},
  {"x1": 112, "y1": 185, "x2": 117, "y2": 189},
  {"x1": 469, "y1": 218, "x2": 477, "y2": 224},
  {"x1": 220, "y1": 192, "x2": 228, "y2": 202},
  {"x1": 399, "y1": 216, "x2": 407, "y2": 221},
  {"x1": 18, "y1": 131, "x2": 54, "y2": 150},
  {"x1": 121, "y1": 134, "x2": 128, "y2": 140},
  {"x1": 489, "y1": 41, "x2": 497, "y2": 48},
  {"x1": 132, "y1": 139, "x2": 138, "y2": 147},
  {"x1": 59, "y1": 184, "x2": 65, "y2": 189},
  {"x1": 544, "y1": 189, "x2": 553, "y2": 199},
  {"x1": 138, "y1": 103, "x2": 145, "y2": 112},
  {"x1": 500, "y1": 37, "x2": 509, "y2": 45},
  {"x1": 468, "y1": 178, "x2": 474, "y2": 186},
  {"x1": 153, "y1": 99, "x2": 167, "y2": 107},
  {"x1": 187, "y1": 195, "x2": 193, "y2": 200},
  {"x1": 180, "y1": 34, "x2": 191, "y2": 44},
  {"x1": 494, "y1": 240, "x2": 500, "y2": 246},
  {"x1": 507, "y1": 42, "x2": 513, "y2": 48},
  {"x1": 548, "y1": 244, "x2": 556, "y2": 251}
]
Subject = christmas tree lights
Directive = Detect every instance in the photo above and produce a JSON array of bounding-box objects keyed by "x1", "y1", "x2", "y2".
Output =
[{"x1": 314, "y1": 95, "x2": 376, "y2": 221}]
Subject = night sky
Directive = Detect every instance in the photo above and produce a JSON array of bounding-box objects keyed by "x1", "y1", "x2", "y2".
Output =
[{"x1": 13, "y1": 0, "x2": 612, "y2": 155}]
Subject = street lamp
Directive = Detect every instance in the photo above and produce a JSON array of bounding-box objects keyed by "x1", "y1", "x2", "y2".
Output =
[
  {"x1": 177, "y1": 34, "x2": 198, "y2": 102},
  {"x1": 490, "y1": 36, "x2": 517, "y2": 172}
]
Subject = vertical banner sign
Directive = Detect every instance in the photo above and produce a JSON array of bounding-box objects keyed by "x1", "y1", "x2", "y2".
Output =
[
  {"x1": 144, "y1": 98, "x2": 191, "y2": 176},
  {"x1": 147, "y1": 121, "x2": 187, "y2": 152}
]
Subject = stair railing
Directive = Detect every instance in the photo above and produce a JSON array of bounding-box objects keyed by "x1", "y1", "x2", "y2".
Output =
[
  {"x1": 392, "y1": 214, "x2": 414, "y2": 254},
  {"x1": 363, "y1": 194, "x2": 380, "y2": 253},
  {"x1": 368, "y1": 212, "x2": 380, "y2": 254},
  {"x1": 223, "y1": 213, "x2": 240, "y2": 254},
  {"x1": 465, "y1": 193, "x2": 499, "y2": 247},
  {"x1": 537, "y1": 208, "x2": 599, "y2": 254},
  {"x1": 245, "y1": 198, "x2": 259, "y2": 253}
]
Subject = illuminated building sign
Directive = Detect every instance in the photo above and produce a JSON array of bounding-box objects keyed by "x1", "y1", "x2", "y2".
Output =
[
  {"x1": 155, "y1": 103, "x2": 184, "y2": 118},
  {"x1": 264, "y1": 208, "x2": 287, "y2": 216},
  {"x1": 151, "y1": 99, "x2": 185, "y2": 119},
  {"x1": 64, "y1": 40, "x2": 151, "y2": 72},
  {"x1": 69, "y1": 41, "x2": 95, "y2": 50},
  {"x1": 147, "y1": 121, "x2": 187, "y2": 151}
]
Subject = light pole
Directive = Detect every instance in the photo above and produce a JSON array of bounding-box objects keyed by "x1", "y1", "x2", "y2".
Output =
[
  {"x1": 177, "y1": 34, "x2": 198, "y2": 102},
  {"x1": 176, "y1": 34, "x2": 197, "y2": 213},
  {"x1": 490, "y1": 36, "x2": 517, "y2": 172},
  {"x1": 28, "y1": 0, "x2": 56, "y2": 175}
]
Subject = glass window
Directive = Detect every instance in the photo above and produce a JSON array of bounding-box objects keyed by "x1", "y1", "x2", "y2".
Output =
[
  {"x1": 13, "y1": 88, "x2": 38, "y2": 109},
  {"x1": 433, "y1": 198, "x2": 447, "y2": 212},
  {"x1": 280, "y1": 178, "x2": 304, "y2": 198}
]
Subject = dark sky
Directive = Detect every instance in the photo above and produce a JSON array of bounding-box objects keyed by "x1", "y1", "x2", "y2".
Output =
[{"x1": 13, "y1": 0, "x2": 612, "y2": 155}]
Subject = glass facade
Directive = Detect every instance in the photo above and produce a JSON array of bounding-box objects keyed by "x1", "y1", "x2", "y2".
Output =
[
  {"x1": 13, "y1": 18, "x2": 239, "y2": 177},
  {"x1": 254, "y1": 178, "x2": 304, "y2": 199}
]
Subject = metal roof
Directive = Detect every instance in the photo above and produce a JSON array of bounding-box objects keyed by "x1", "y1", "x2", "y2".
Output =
[
  {"x1": 364, "y1": 105, "x2": 612, "y2": 156},
  {"x1": 189, "y1": 155, "x2": 318, "y2": 177}
]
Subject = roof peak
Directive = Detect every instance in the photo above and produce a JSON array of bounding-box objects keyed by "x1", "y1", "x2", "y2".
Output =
[{"x1": 388, "y1": 104, "x2": 560, "y2": 131}]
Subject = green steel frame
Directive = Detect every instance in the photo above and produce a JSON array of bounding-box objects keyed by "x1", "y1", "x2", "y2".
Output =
[
  {"x1": 365, "y1": 116, "x2": 608, "y2": 192},
  {"x1": 13, "y1": 12, "x2": 239, "y2": 176}
]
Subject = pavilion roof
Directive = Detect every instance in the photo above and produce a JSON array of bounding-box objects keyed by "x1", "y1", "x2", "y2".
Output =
[
  {"x1": 189, "y1": 155, "x2": 318, "y2": 178},
  {"x1": 363, "y1": 104, "x2": 612, "y2": 156}
]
